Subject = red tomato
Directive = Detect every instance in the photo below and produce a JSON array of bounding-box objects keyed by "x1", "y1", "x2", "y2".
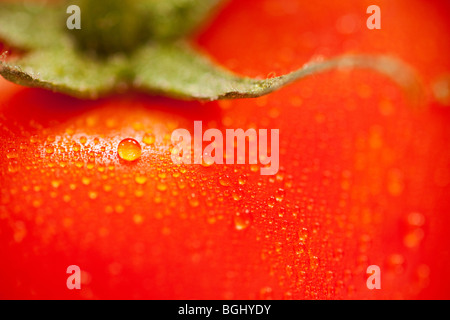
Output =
[{"x1": 0, "y1": 0, "x2": 449, "y2": 299}]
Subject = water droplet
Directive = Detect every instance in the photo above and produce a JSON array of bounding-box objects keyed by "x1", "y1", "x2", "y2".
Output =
[
  {"x1": 157, "y1": 183, "x2": 168, "y2": 192},
  {"x1": 259, "y1": 287, "x2": 273, "y2": 300},
  {"x1": 6, "y1": 149, "x2": 18, "y2": 159},
  {"x1": 267, "y1": 196, "x2": 276, "y2": 208},
  {"x1": 82, "y1": 177, "x2": 91, "y2": 185},
  {"x1": 189, "y1": 195, "x2": 200, "y2": 207},
  {"x1": 158, "y1": 171, "x2": 167, "y2": 179},
  {"x1": 268, "y1": 107, "x2": 280, "y2": 119},
  {"x1": 88, "y1": 191, "x2": 98, "y2": 200},
  {"x1": 432, "y1": 74, "x2": 450, "y2": 106},
  {"x1": 143, "y1": 133, "x2": 155, "y2": 145},
  {"x1": 218, "y1": 174, "x2": 231, "y2": 187},
  {"x1": 51, "y1": 180, "x2": 61, "y2": 188},
  {"x1": 404, "y1": 229, "x2": 424, "y2": 248},
  {"x1": 135, "y1": 175, "x2": 147, "y2": 185},
  {"x1": 407, "y1": 212, "x2": 425, "y2": 227},
  {"x1": 133, "y1": 214, "x2": 144, "y2": 224},
  {"x1": 232, "y1": 189, "x2": 243, "y2": 201},
  {"x1": 285, "y1": 265, "x2": 293, "y2": 277},
  {"x1": 75, "y1": 160, "x2": 84, "y2": 168},
  {"x1": 234, "y1": 210, "x2": 251, "y2": 230},
  {"x1": 47, "y1": 135, "x2": 56, "y2": 142},
  {"x1": 310, "y1": 255, "x2": 319, "y2": 271},
  {"x1": 30, "y1": 135, "x2": 39, "y2": 144},
  {"x1": 275, "y1": 188, "x2": 285, "y2": 202},
  {"x1": 72, "y1": 143, "x2": 81, "y2": 152},
  {"x1": 299, "y1": 228, "x2": 309, "y2": 242},
  {"x1": 283, "y1": 291, "x2": 293, "y2": 300},
  {"x1": 8, "y1": 161, "x2": 19, "y2": 173},
  {"x1": 238, "y1": 174, "x2": 248, "y2": 185},
  {"x1": 133, "y1": 189, "x2": 144, "y2": 197},
  {"x1": 387, "y1": 169, "x2": 404, "y2": 196},
  {"x1": 386, "y1": 253, "x2": 405, "y2": 274},
  {"x1": 115, "y1": 205, "x2": 125, "y2": 213},
  {"x1": 117, "y1": 138, "x2": 142, "y2": 162},
  {"x1": 45, "y1": 145, "x2": 55, "y2": 154}
]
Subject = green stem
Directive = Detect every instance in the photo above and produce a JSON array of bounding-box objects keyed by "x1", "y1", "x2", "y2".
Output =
[{"x1": 69, "y1": 0, "x2": 151, "y2": 56}]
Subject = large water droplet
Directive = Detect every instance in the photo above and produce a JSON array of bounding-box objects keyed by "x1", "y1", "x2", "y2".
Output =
[{"x1": 117, "y1": 138, "x2": 142, "y2": 162}]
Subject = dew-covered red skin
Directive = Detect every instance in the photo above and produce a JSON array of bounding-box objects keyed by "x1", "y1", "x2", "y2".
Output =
[{"x1": 0, "y1": 0, "x2": 449, "y2": 299}]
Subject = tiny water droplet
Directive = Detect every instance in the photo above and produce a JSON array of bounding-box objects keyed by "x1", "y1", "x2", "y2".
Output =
[
  {"x1": 386, "y1": 253, "x2": 405, "y2": 274},
  {"x1": 189, "y1": 195, "x2": 200, "y2": 208},
  {"x1": 232, "y1": 189, "x2": 243, "y2": 201},
  {"x1": 267, "y1": 196, "x2": 276, "y2": 208},
  {"x1": 158, "y1": 171, "x2": 167, "y2": 179},
  {"x1": 238, "y1": 174, "x2": 248, "y2": 185},
  {"x1": 72, "y1": 143, "x2": 81, "y2": 152},
  {"x1": 275, "y1": 188, "x2": 285, "y2": 202},
  {"x1": 6, "y1": 149, "x2": 18, "y2": 159},
  {"x1": 310, "y1": 255, "x2": 319, "y2": 271},
  {"x1": 407, "y1": 212, "x2": 425, "y2": 227},
  {"x1": 218, "y1": 174, "x2": 231, "y2": 187},
  {"x1": 135, "y1": 175, "x2": 147, "y2": 185},
  {"x1": 75, "y1": 160, "x2": 84, "y2": 168},
  {"x1": 8, "y1": 161, "x2": 19, "y2": 173},
  {"x1": 404, "y1": 229, "x2": 424, "y2": 248},
  {"x1": 88, "y1": 191, "x2": 98, "y2": 200},
  {"x1": 133, "y1": 214, "x2": 144, "y2": 224},
  {"x1": 45, "y1": 145, "x2": 55, "y2": 154},
  {"x1": 51, "y1": 180, "x2": 61, "y2": 188},
  {"x1": 432, "y1": 74, "x2": 450, "y2": 106},
  {"x1": 117, "y1": 138, "x2": 142, "y2": 162},
  {"x1": 30, "y1": 135, "x2": 39, "y2": 144},
  {"x1": 299, "y1": 228, "x2": 309, "y2": 242},
  {"x1": 234, "y1": 211, "x2": 251, "y2": 230},
  {"x1": 259, "y1": 287, "x2": 273, "y2": 300},
  {"x1": 157, "y1": 183, "x2": 168, "y2": 192}
]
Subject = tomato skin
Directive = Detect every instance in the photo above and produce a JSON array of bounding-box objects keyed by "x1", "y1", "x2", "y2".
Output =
[{"x1": 1, "y1": 0, "x2": 450, "y2": 299}]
